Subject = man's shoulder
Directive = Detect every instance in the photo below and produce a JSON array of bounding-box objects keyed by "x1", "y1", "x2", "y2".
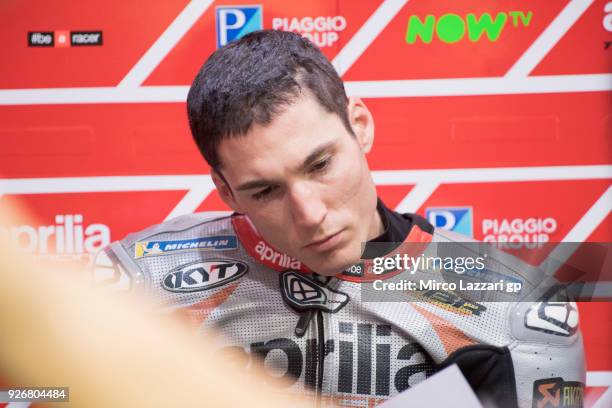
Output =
[
  {"x1": 120, "y1": 211, "x2": 234, "y2": 248},
  {"x1": 429, "y1": 228, "x2": 552, "y2": 305},
  {"x1": 91, "y1": 211, "x2": 243, "y2": 291}
]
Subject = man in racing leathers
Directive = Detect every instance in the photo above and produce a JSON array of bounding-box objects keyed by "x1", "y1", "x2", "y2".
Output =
[{"x1": 92, "y1": 30, "x2": 585, "y2": 407}]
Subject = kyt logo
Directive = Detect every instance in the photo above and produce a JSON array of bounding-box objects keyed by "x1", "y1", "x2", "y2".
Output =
[
  {"x1": 425, "y1": 207, "x2": 473, "y2": 237},
  {"x1": 216, "y1": 5, "x2": 263, "y2": 48},
  {"x1": 162, "y1": 259, "x2": 248, "y2": 292},
  {"x1": 406, "y1": 11, "x2": 532, "y2": 44}
]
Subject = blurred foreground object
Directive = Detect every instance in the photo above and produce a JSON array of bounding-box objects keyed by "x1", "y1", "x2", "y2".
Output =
[
  {"x1": 0, "y1": 202, "x2": 311, "y2": 407},
  {"x1": 379, "y1": 365, "x2": 481, "y2": 408}
]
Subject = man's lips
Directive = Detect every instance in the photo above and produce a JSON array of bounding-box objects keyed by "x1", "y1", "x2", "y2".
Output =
[{"x1": 304, "y1": 230, "x2": 343, "y2": 252}]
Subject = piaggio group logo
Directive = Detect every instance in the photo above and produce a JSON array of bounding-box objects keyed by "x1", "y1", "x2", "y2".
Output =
[
  {"x1": 405, "y1": 11, "x2": 532, "y2": 44},
  {"x1": 482, "y1": 217, "x2": 557, "y2": 245},
  {"x1": 272, "y1": 15, "x2": 347, "y2": 48},
  {"x1": 215, "y1": 5, "x2": 263, "y2": 48},
  {"x1": 425, "y1": 207, "x2": 473, "y2": 237}
]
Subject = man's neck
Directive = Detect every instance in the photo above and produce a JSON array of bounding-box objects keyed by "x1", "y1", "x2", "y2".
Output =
[{"x1": 366, "y1": 199, "x2": 386, "y2": 241}]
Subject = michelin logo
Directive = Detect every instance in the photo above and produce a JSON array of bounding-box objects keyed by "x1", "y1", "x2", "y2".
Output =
[
  {"x1": 426, "y1": 207, "x2": 473, "y2": 237},
  {"x1": 216, "y1": 5, "x2": 263, "y2": 48},
  {"x1": 134, "y1": 236, "x2": 237, "y2": 258}
]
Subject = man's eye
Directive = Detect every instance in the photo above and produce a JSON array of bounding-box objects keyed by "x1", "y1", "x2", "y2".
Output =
[
  {"x1": 252, "y1": 185, "x2": 278, "y2": 201},
  {"x1": 310, "y1": 157, "x2": 332, "y2": 173}
]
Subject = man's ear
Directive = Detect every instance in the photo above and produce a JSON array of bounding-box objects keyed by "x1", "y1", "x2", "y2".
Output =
[
  {"x1": 347, "y1": 97, "x2": 375, "y2": 153},
  {"x1": 211, "y1": 169, "x2": 239, "y2": 212}
]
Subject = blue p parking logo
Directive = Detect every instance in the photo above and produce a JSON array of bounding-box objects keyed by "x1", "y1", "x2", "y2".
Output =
[
  {"x1": 425, "y1": 207, "x2": 474, "y2": 237},
  {"x1": 216, "y1": 5, "x2": 263, "y2": 48}
]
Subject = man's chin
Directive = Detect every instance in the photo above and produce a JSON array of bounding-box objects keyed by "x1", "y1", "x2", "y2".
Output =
[{"x1": 308, "y1": 267, "x2": 344, "y2": 277}]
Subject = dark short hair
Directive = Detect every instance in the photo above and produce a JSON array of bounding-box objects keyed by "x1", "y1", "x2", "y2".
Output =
[{"x1": 186, "y1": 30, "x2": 352, "y2": 170}]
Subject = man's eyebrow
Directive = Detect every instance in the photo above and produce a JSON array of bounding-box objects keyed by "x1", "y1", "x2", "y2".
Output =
[
  {"x1": 235, "y1": 179, "x2": 273, "y2": 192},
  {"x1": 299, "y1": 141, "x2": 336, "y2": 172},
  {"x1": 235, "y1": 141, "x2": 337, "y2": 192}
]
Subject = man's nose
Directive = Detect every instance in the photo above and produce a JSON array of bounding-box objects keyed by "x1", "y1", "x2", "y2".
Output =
[{"x1": 287, "y1": 183, "x2": 327, "y2": 229}]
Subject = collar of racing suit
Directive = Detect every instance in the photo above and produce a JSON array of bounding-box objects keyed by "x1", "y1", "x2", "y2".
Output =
[{"x1": 230, "y1": 198, "x2": 435, "y2": 282}]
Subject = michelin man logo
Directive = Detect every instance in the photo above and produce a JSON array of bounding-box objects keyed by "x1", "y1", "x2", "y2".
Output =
[
  {"x1": 525, "y1": 301, "x2": 579, "y2": 337},
  {"x1": 425, "y1": 207, "x2": 473, "y2": 237},
  {"x1": 216, "y1": 5, "x2": 263, "y2": 48}
]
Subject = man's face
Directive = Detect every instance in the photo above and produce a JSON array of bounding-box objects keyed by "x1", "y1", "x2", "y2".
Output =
[{"x1": 215, "y1": 93, "x2": 381, "y2": 276}]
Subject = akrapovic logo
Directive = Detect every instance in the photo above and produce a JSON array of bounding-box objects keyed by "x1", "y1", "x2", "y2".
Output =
[
  {"x1": 532, "y1": 377, "x2": 583, "y2": 408},
  {"x1": 162, "y1": 259, "x2": 248, "y2": 292},
  {"x1": 406, "y1": 11, "x2": 532, "y2": 44},
  {"x1": 255, "y1": 241, "x2": 302, "y2": 270}
]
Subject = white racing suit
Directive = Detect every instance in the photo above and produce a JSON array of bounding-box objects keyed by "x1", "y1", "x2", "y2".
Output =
[{"x1": 92, "y1": 205, "x2": 585, "y2": 408}]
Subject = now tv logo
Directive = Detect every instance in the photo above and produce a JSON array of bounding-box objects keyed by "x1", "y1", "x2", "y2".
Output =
[{"x1": 406, "y1": 11, "x2": 532, "y2": 44}]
